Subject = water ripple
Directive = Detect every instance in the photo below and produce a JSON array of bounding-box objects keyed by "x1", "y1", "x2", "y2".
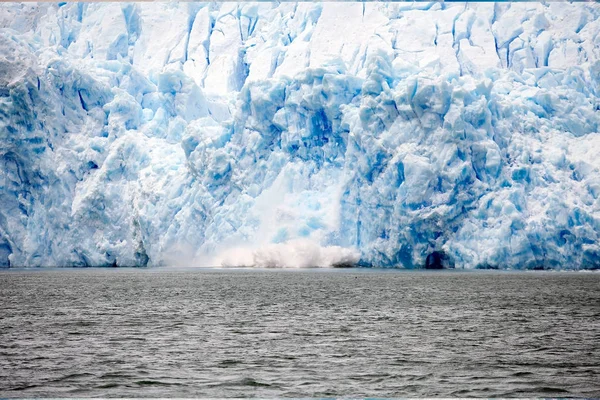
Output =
[{"x1": 0, "y1": 268, "x2": 598, "y2": 397}]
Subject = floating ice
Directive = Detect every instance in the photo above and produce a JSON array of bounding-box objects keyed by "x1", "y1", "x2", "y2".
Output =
[{"x1": 1, "y1": 2, "x2": 600, "y2": 269}]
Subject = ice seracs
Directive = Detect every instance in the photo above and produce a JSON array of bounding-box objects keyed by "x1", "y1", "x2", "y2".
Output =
[{"x1": 1, "y1": 2, "x2": 599, "y2": 269}]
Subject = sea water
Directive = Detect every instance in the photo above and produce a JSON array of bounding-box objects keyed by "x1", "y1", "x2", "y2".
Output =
[{"x1": 0, "y1": 268, "x2": 598, "y2": 397}]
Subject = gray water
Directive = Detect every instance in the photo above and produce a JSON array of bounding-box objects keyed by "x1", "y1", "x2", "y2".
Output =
[{"x1": 0, "y1": 268, "x2": 599, "y2": 398}]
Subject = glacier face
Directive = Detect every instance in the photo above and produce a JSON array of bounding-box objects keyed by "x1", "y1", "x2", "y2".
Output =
[{"x1": 1, "y1": 2, "x2": 600, "y2": 269}]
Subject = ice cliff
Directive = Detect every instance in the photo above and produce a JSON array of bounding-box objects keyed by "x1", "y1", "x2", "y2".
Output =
[{"x1": 1, "y1": 2, "x2": 600, "y2": 269}]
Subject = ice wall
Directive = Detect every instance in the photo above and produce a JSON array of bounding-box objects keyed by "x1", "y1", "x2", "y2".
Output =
[{"x1": 1, "y1": 2, "x2": 600, "y2": 268}]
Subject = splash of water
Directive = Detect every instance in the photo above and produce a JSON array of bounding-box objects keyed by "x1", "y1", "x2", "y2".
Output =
[{"x1": 216, "y1": 239, "x2": 360, "y2": 268}]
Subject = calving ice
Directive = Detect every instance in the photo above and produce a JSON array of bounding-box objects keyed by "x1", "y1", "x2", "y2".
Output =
[{"x1": 1, "y1": 2, "x2": 599, "y2": 269}]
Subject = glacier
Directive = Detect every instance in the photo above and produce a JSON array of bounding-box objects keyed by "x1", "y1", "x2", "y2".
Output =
[{"x1": 1, "y1": 2, "x2": 600, "y2": 269}]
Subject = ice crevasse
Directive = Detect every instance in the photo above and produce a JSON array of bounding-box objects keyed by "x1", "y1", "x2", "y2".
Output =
[{"x1": 1, "y1": 2, "x2": 600, "y2": 269}]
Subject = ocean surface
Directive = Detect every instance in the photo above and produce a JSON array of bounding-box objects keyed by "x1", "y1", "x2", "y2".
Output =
[{"x1": 0, "y1": 268, "x2": 598, "y2": 397}]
